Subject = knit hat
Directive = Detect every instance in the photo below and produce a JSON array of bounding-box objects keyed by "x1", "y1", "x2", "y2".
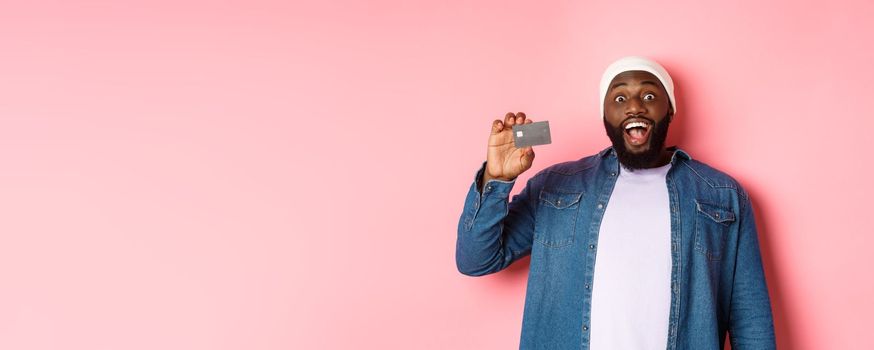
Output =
[{"x1": 599, "y1": 56, "x2": 676, "y2": 119}]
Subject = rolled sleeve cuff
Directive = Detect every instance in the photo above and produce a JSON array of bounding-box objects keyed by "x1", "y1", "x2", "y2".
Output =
[
  {"x1": 474, "y1": 161, "x2": 516, "y2": 197},
  {"x1": 461, "y1": 161, "x2": 517, "y2": 232}
]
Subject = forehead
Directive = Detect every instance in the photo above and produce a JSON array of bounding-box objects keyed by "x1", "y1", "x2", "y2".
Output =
[{"x1": 608, "y1": 70, "x2": 664, "y2": 91}]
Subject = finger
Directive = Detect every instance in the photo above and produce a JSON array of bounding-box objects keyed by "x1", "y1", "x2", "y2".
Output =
[
  {"x1": 492, "y1": 119, "x2": 504, "y2": 133},
  {"x1": 516, "y1": 112, "x2": 526, "y2": 125},
  {"x1": 504, "y1": 112, "x2": 516, "y2": 126},
  {"x1": 524, "y1": 118, "x2": 533, "y2": 124}
]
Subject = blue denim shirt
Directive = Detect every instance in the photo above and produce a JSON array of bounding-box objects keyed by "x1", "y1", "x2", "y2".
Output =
[{"x1": 456, "y1": 146, "x2": 775, "y2": 350}]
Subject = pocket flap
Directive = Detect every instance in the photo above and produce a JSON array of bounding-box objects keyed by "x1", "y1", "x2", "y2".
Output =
[
  {"x1": 695, "y1": 200, "x2": 736, "y2": 224},
  {"x1": 540, "y1": 190, "x2": 582, "y2": 209}
]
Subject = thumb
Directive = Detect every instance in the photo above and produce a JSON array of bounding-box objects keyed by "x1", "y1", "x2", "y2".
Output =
[{"x1": 521, "y1": 147, "x2": 535, "y2": 162}]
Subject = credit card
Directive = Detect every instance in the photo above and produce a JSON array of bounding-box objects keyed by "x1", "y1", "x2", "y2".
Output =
[{"x1": 512, "y1": 121, "x2": 551, "y2": 148}]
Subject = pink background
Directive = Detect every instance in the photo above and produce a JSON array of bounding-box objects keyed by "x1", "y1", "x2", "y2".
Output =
[{"x1": 1, "y1": 1, "x2": 872, "y2": 349}]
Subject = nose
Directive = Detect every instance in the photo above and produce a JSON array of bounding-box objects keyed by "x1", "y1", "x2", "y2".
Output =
[{"x1": 625, "y1": 97, "x2": 647, "y2": 117}]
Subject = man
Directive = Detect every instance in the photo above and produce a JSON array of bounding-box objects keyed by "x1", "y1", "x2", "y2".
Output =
[{"x1": 455, "y1": 56, "x2": 775, "y2": 349}]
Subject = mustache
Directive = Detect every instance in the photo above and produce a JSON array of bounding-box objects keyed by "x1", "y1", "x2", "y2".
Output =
[{"x1": 621, "y1": 115, "x2": 656, "y2": 125}]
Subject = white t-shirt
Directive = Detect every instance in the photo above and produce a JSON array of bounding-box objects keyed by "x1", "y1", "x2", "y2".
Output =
[{"x1": 589, "y1": 162, "x2": 672, "y2": 349}]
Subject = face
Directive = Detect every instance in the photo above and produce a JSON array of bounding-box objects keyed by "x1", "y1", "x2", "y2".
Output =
[{"x1": 602, "y1": 70, "x2": 674, "y2": 170}]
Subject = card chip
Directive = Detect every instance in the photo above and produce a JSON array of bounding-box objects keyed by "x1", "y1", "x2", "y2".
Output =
[{"x1": 512, "y1": 120, "x2": 551, "y2": 148}]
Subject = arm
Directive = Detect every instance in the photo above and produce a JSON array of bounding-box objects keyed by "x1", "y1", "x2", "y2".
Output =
[
  {"x1": 455, "y1": 162, "x2": 538, "y2": 276},
  {"x1": 728, "y1": 190, "x2": 777, "y2": 348}
]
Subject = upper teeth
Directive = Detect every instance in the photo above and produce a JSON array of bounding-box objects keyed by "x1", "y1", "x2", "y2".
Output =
[{"x1": 625, "y1": 121, "x2": 648, "y2": 130}]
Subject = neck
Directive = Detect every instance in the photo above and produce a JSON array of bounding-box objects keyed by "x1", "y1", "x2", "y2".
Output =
[
  {"x1": 652, "y1": 148, "x2": 674, "y2": 167},
  {"x1": 623, "y1": 147, "x2": 674, "y2": 169}
]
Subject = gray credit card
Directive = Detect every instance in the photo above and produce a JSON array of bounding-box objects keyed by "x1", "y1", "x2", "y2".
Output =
[{"x1": 512, "y1": 121, "x2": 551, "y2": 148}]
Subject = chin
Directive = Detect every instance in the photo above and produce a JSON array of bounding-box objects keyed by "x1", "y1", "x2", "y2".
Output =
[{"x1": 625, "y1": 143, "x2": 651, "y2": 153}]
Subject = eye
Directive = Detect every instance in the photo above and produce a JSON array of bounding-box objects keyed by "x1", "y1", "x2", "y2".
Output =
[
  {"x1": 643, "y1": 93, "x2": 656, "y2": 101},
  {"x1": 614, "y1": 95, "x2": 626, "y2": 102}
]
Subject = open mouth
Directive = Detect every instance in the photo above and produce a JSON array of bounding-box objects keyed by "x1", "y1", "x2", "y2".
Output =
[{"x1": 623, "y1": 120, "x2": 652, "y2": 147}]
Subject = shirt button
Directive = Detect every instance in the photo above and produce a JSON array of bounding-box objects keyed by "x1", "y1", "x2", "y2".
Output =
[
  {"x1": 583, "y1": 325, "x2": 588, "y2": 331},
  {"x1": 611, "y1": 172, "x2": 616, "y2": 176},
  {"x1": 589, "y1": 244, "x2": 595, "y2": 250},
  {"x1": 556, "y1": 200, "x2": 562, "y2": 205},
  {"x1": 585, "y1": 284, "x2": 590, "y2": 289},
  {"x1": 486, "y1": 186, "x2": 492, "y2": 191},
  {"x1": 597, "y1": 203, "x2": 603, "y2": 209}
]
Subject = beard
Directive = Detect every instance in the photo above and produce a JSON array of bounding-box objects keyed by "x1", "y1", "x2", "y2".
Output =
[{"x1": 603, "y1": 115, "x2": 671, "y2": 171}]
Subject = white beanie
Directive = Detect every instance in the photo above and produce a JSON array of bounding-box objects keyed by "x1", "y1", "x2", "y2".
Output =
[{"x1": 599, "y1": 56, "x2": 676, "y2": 120}]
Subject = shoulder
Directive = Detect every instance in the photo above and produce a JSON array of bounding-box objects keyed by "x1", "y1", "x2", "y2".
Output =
[{"x1": 676, "y1": 156, "x2": 749, "y2": 199}]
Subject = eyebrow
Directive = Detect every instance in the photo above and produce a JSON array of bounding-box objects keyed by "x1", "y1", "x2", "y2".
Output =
[{"x1": 610, "y1": 80, "x2": 660, "y2": 90}]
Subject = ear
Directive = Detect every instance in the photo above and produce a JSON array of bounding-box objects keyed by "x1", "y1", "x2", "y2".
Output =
[{"x1": 667, "y1": 105, "x2": 675, "y2": 122}]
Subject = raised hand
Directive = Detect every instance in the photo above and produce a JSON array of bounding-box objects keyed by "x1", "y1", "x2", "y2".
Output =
[{"x1": 482, "y1": 112, "x2": 535, "y2": 185}]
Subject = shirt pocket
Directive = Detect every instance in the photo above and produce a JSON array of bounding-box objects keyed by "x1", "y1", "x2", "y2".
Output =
[
  {"x1": 694, "y1": 200, "x2": 736, "y2": 261},
  {"x1": 534, "y1": 190, "x2": 583, "y2": 248}
]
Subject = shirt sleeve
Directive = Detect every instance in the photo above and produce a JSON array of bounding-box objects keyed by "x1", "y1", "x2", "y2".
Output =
[
  {"x1": 455, "y1": 161, "x2": 539, "y2": 276},
  {"x1": 727, "y1": 189, "x2": 777, "y2": 349}
]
